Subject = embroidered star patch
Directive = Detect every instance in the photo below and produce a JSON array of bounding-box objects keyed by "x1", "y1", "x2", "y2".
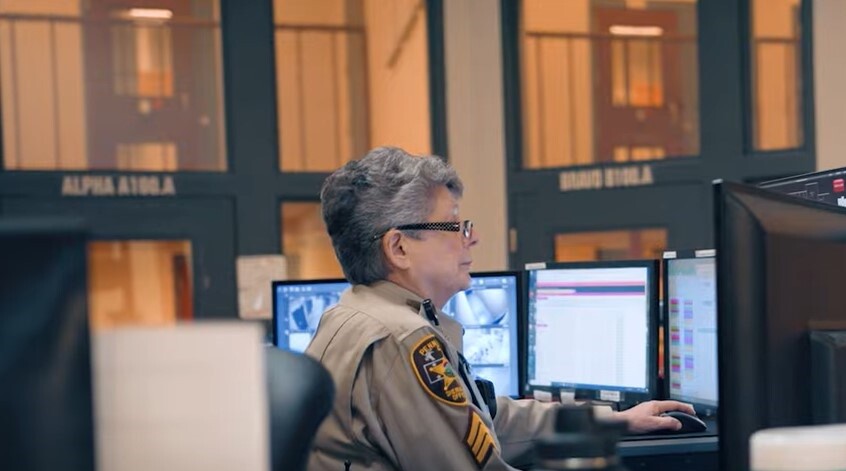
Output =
[
  {"x1": 464, "y1": 409, "x2": 496, "y2": 468},
  {"x1": 410, "y1": 334, "x2": 468, "y2": 406}
]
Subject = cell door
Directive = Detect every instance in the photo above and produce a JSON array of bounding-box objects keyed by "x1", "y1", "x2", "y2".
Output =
[
  {"x1": 509, "y1": 183, "x2": 711, "y2": 268},
  {"x1": 1, "y1": 197, "x2": 236, "y2": 329},
  {"x1": 593, "y1": 7, "x2": 689, "y2": 163}
]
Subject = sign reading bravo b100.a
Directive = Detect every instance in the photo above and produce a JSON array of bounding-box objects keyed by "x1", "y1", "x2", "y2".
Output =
[
  {"x1": 559, "y1": 164, "x2": 654, "y2": 192},
  {"x1": 61, "y1": 175, "x2": 176, "y2": 197}
]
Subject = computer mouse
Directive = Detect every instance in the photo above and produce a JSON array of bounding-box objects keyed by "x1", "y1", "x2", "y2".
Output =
[{"x1": 661, "y1": 410, "x2": 707, "y2": 433}]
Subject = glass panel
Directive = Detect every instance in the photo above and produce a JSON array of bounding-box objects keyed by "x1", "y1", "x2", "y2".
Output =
[
  {"x1": 751, "y1": 0, "x2": 803, "y2": 151},
  {"x1": 274, "y1": 0, "x2": 431, "y2": 172},
  {"x1": 281, "y1": 202, "x2": 344, "y2": 279},
  {"x1": 0, "y1": 0, "x2": 226, "y2": 171},
  {"x1": 520, "y1": 0, "x2": 699, "y2": 168},
  {"x1": 555, "y1": 228, "x2": 667, "y2": 262},
  {"x1": 88, "y1": 240, "x2": 193, "y2": 331}
]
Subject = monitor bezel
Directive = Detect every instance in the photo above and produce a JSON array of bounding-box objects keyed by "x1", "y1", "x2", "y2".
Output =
[
  {"x1": 758, "y1": 166, "x2": 846, "y2": 207},
  {"x1": 715, "y1": 180, "x2": 846, "y2": 471},
  {"x1": 270, "y1": 277, "x2": 349, "y2": 348},
  {"x1": 661, "y1": 249, "x2": 719, "y2": 417},
  {"x1": 522, "y1": 259, "x2": 660, "y2": 406}
]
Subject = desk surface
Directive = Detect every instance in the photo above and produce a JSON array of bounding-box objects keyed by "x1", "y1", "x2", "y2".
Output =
[{"x1": 618, "y1": 436, "x2": 718, "y2": 457}]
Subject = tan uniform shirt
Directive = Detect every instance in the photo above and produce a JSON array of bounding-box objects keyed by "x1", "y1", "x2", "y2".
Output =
[{"x1": 305, "y1": 281, "x2": 558, "y2": 471}]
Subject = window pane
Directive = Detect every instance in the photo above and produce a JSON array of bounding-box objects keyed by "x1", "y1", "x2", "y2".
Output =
[
  {"x1": 751, "y1": 0, "x2": 803, "y2": 151},
  {"x1": 281, "y1": 202, "x2": 343, "y2": 279},
  {"x1": 88, "y1": 240, "x2": 193, "y2": 331},
  {"x1": 0, "y1": 0, "x2": 226, "y2": 171},
  {"x1": 274, "y1": 0, "x2": 431, "y2": 172},
  {"x1": 555, "y1": 228, "x2": 667, "y2": 262},
  {"x1": 520, "y1": 0, "x2": 699, "y2": 168}
]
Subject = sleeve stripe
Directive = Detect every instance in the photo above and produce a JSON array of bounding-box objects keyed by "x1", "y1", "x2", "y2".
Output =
[
  {"x1": 464, "y1": 410, "x2": 497, "y2": 468},
  {"x1": 475, "y1": 437, "x2": 494, "y2": 463}
]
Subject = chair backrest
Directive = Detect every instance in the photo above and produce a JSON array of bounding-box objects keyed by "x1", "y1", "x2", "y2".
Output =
[{"x1": 265, "y1": 347, "x2": 334, "y2": 471}]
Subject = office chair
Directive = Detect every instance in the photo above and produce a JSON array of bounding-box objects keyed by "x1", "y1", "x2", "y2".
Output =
[{"x1": 266, "y1": 347, "x2": 335, "y2": 471}]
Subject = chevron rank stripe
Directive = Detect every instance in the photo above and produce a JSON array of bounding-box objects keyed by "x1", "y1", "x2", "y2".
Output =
[{"x1": 463, "y1": 409, "x2": 496, "y2": 468}]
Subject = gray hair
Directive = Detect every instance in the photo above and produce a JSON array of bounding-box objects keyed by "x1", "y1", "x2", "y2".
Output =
[{"x1": 320, "y1": 146, "x2": 464, "y2": 285}]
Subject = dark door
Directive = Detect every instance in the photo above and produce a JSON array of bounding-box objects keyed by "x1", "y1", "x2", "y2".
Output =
[
  {"x1": 593, "y1": 8, "x2": 686, "y2": 162},
  {"x1": 510, "y1": 183, "x2": 711, "y2": 268},
  {"x1": 1, "y1": 197, "x2": 236, "y2": 321}
]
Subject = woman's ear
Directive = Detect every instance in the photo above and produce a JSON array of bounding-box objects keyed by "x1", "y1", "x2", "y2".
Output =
[{"x1": 382, "y1": 230, "x2": 412, "y2": 270}]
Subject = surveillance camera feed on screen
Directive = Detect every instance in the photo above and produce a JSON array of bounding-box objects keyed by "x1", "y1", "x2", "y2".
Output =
[
  {"x1": 526, "y1": 262, "x2": 654, "y2": 400},
  {"x1": 273, "y1": 273, "x2": 521, "y2": 396},
  {"x1": 665, "y1": 252, "x2": 718, "y2": 414},
  {"x1": 440, "y1": 273, "x2": 520, "y2": 397},
  {"x1": 274, "y1": 280, "x2": 350, "y2": 352}
]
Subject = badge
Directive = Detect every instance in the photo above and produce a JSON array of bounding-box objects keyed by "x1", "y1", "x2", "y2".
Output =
[
  {"x1": 410, "y1": 334, "x2": 468, "y2": 406},
  {"x1": 464, "y1": 409, "x2": 496, "y2": 468}
]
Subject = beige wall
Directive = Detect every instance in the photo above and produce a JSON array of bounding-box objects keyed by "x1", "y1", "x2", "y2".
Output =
[
  {"x1": 814, "y1": 0, "x2": 846, "y2": 171},
  {"x1": 444, "y1": 0, "x2": 508, "y2": 271}
]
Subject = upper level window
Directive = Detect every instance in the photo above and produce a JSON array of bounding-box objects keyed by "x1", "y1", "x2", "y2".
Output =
[
  {"x1": 750, "y1": 0, "x2": 804, "y2": 151},
  {"x1": 274, "y1": 0, "x2": 431, "y2": 172},
  {"x1": 0, "y1": 0, "x2": 226, "y2": 171},
  {"x1": 520, "y1": 0, "x2": 699, "y2": 168}
]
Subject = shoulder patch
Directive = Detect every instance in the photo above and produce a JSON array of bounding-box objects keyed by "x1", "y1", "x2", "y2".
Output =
[
  {"x1": 409, "y1": 334, "x2": 468, "y2": 406},
  {"x1": 464, "y1": 409, "x2": 496, "y2": 468}
]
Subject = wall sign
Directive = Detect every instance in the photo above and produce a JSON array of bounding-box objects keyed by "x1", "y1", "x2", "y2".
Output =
[
  {"x1": 61, "y1": 175, "x2": 176, "y2": 197},
  {"x1": 559, "y1": 164, "x2": 654, "y2": 192}
]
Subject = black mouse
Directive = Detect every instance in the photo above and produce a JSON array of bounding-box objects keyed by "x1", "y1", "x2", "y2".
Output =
[{"x1": 660, "y1": 411, "x2": 707, "y2": 433}]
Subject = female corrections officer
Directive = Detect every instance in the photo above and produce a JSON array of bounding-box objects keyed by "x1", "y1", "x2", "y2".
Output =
[{"x1": 306, "y1": 147, "x2": 693, "y2": 470}]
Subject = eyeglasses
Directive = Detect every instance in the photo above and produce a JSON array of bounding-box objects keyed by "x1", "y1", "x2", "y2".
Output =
[{"x1": 373, "y1": 219, "x2": 474, "y2": 241}]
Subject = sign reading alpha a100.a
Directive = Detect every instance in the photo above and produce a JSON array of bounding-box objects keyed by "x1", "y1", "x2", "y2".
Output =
[{"x1": 61, "y1": 174, "x2": 176, "y2": 197}]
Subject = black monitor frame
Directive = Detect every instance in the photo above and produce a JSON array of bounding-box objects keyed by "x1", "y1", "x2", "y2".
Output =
[
  {"x1": 759, "y1": 165, "x2": 846, "y2": 207},
  {"x1": 523, "y1": 259, "x2": 660, "y2": 407},
  {"x1": 715, "y1": 180, "x2": 846, "y2": 471},
  {"x1": 661, "y1": 249, "x2": 718, "y2": 417}
]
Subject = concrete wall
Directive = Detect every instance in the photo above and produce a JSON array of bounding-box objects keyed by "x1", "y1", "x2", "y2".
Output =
[{"x1": 444, "y1": 0, "x2": 508, "y2": 270}]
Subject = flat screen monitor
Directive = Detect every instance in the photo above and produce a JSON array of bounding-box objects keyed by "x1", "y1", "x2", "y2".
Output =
[
  {"x1": 272, "y1": 272, "x2": 524, "y2": 397},
  {"x1": 715, "y1": 181, "x2": 846, "y2": 471},
  {"x1": 272, "y1": 278, "x2": 349, "y2": 352},
  {"x1": 441, "y1": 271, "x2": 523, "y2": 397},
  {"x1": 759, "y1": 166, "x2": 846, "y2": 207},
  {"x1": 662, "y1": 249, "x2": 718, "y2": 417},
  {"x1": 0, "y1": 218, "x2": 95, "y2": 471},
  {"x1": 524, "y1": 260, "x2": 659, "y2": 405}
]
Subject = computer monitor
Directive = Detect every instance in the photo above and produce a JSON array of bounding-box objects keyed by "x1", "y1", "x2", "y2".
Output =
[
  {"x1": 759, "y1": 166, "x2": 846, "y2": 208},
  {"x1": 715, "y1": 181, "x2": 846, "y2": 471},
  {"x1": 0, "y1": 218, "x2": 96, "y2": 471},
  {"x1": 272, "y1": 272, "x2": 524, "y2": 397},
  {"x1": 662, "y1": 249, "x2": 718, "y2": 417},
  {"x1": 524, "y1": 260, "x2": 659, "y2": 406},
  {"x1": 272, "y1": 278, "x2": 350, "y2": 352},
  {"x1": 441, "y1": 271, "x2": 523, "y2": 397}
]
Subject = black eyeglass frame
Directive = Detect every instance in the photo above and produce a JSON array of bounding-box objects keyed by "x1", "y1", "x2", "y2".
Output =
[{"x1": 372, "y1": 219, "x2": 473, "y2": 241}]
